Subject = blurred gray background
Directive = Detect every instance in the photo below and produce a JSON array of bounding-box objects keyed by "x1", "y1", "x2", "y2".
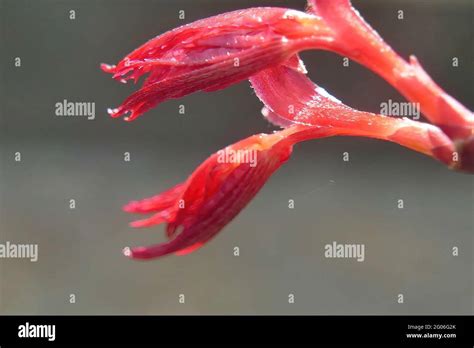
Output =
[{"x1": 0, "y1": 0, "x2": 472, "y2": 314}]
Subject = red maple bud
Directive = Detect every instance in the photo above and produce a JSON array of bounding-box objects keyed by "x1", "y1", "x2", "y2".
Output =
[
  {"x1": 125, "y1": 120, "x2": 427, "y2": 259},
  {"x1": 122, "y1": 125, "x2": 312, "y2": 259},
  {"x1": 101, "y1": 7, "x2": 333, "y2": 121}
]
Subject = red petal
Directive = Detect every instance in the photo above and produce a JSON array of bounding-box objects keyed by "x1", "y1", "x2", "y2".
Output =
[
  {"x1": 123, "y1": 125, "x2": 341, "y2": 259},
  {"x1": 123, "y1": 183, "x2": 185, "y2": 214}
]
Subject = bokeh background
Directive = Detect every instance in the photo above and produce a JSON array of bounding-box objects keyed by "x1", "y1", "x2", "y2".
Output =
[{"x1": 0, "y1": 0, "x2": 472, "y2": 314}]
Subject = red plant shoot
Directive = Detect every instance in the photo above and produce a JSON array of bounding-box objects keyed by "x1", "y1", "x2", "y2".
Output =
[
  {"x1": 101, "y1": 7, "x2": 333, "y2": 121},
  {"x1": 102, "y1": 0, "x2": 473, "y2": 260}
]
